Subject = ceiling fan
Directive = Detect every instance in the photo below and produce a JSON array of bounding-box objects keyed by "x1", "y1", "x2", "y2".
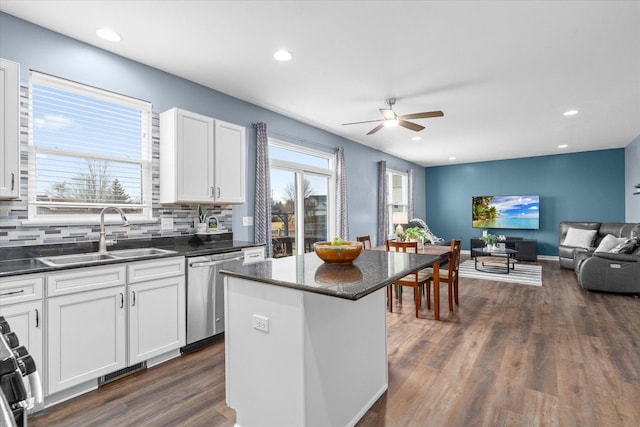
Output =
[{"x1": 342, "y1": 98, "x2": 444, "y2": 135}]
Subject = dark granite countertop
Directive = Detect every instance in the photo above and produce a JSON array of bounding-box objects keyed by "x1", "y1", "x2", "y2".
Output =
[
  {"x1": 220, "y1": 250, "x2": 441, "y2": 301},
  {"x1": 0, "y1": 235, "x2": 263, "y2": 277}
]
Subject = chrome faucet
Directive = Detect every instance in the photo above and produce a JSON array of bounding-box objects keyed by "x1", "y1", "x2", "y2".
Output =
[{"x1": 99, "y1": 207, "x2": 129, "y2": 253}]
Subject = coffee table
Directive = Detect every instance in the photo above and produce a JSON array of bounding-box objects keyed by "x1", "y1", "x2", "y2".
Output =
[{"x1": 471, "y1": 248, "x2": 518, "y2": 274}]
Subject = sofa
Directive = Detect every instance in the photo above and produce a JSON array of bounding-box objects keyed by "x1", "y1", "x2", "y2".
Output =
[{"x1": 558, "y1": 221, "x2": 640, "y2": 294}]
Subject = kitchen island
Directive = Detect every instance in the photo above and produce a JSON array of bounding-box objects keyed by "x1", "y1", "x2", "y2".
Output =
[{"x1": 220, "y1": 249, "x2": 440, "y2": 427}]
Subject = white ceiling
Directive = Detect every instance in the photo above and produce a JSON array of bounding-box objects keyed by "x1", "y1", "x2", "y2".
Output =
[{"x1": 2, "y1": 1, "x2": 639, "y2": 167}]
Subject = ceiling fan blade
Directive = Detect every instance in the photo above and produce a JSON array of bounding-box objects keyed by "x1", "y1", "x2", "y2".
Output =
[
  {"x1": 380, "y1": 108, "x2": 396, "y2": 120},
  {"x1": 397, "y1": 120, "x2": 425, "y2": 132},
  {"x1": 367, "y1": 123, "x2": 385, "y2": 135},
  {"x1": 341, "y1": 119, "x2": 383, "y2": 126},
  {"x1": 398, "y1": 111, "x2": 444, "y2": 120}
]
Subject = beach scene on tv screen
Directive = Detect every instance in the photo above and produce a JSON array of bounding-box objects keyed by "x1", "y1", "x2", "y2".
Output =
[{"x1": 472, "y1": 195, "x2": 540, "y2": 229}]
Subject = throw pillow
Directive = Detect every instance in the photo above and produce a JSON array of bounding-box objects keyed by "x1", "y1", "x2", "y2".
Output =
[
  {"x1": 609, "y1": 238, "x2": 638, "y2": 254},
  {"x1": 595, "y1": 234, "x2": 627, "y2": 253},
  {"x1": 563, "y1": 228, "x2": 597, "y2": 248}
]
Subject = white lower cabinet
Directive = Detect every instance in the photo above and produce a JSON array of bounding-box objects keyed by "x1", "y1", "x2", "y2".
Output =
[
  {"x1": 0, "y1": 274, "x2": 45, "y2": 384},
  {"x1": 46, "y1": 286, "x2": 126, "y2": 394},
  {"x1": 129, "y1": 275, "x2": 185, "y2": 365},
  {"x1": 44, "y1": 256, "x2": 185, "y2": 399}
]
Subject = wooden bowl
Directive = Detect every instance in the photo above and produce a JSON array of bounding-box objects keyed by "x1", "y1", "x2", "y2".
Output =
[{"x1": 313, "y1": 241, "x2": 363, "y2": 264}]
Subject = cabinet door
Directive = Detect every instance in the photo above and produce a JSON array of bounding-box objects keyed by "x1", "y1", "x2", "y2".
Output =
[
  {"x1": 0, "y1": 58, "x2": 20, "y2": 199},
  {"x1": 214, "y1": 119, "x2": 246, "y2": 204},
  {"x1": 0, "y1": 301, "x2": 43, "y2": 382},
  {"x1": 47, "y1": 286, "x2": 126, "y2": 394},
  {"x1": 129, "y1": 275, "x2": 185, "y2": 365},
  {"x1": 159, "y1": 108, "x2": 216, "y2": 203}
]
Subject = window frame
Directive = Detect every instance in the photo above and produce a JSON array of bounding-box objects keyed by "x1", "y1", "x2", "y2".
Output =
[
  {"x1": 386, "y1": 168, "x2": 409, "y2": 238},
  {"x1": 268, "y1": 139, "x2": 336, "y2": 256},
  {"x1": 26, "y1": 71, "x2": 153, "y2": 224}
]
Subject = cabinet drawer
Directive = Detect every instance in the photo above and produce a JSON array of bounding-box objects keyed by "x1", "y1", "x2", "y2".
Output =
[
  {"x1": 47, "y1": 265, "x2": 126, "y2": 297},
  {"x1": 128, "y1": 257, "x2": 185, "y2": 284},
  {"x1": 0, "y1": 274, "x2": 44, "y2": 306}
]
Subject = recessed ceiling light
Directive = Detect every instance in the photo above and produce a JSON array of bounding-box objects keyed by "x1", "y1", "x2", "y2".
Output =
[
  {"x1": 558, "y1": 144, "x2": 568, "y2": 149},
  {"x1": 449, "y1": 157, "x2": 456, "y2": 161},
  {"x1": 563, "y1": 110, "x2": 579, "y2": 116},
  {"x1": 411, "y1": 136, "x2": 421, "y2": 141},
  {"x1": 96, "y1": 28, "x2": 121, "y2": 42},
  {"x1": 273, "y1": 49, "x2": 292, "y2": 61}
]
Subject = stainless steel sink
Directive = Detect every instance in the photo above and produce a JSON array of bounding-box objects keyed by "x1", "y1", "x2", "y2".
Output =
[
  {"x1": 38, "y1": 248, "x2": 177, "y2": 267},
  {"x1": 109, "y1": 248, "x2": 177, "y2": 258},
  {"x1": 38, "y1": 253, "x2": 118, "y2": 267}
]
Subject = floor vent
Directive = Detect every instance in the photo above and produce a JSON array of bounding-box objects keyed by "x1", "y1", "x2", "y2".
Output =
[{"x1": 98, "y1": 361, "x2": 147, "y2": 386}]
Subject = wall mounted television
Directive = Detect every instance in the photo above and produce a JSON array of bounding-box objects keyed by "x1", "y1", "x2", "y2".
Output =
[{"x1": 472, "y1": 195, "x2": 540, "y2": 230}]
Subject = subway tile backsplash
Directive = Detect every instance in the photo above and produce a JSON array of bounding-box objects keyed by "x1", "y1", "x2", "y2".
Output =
[{"x1": 0, "y1": 90, "x2": 233, "y2": 248}]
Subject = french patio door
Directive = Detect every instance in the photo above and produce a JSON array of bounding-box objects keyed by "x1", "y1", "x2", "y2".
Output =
[{"x1": 270, "y1": 168, "x2": 331, "y2": 258}]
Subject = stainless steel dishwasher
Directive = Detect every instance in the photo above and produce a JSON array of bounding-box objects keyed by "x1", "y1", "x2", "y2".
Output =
[{"x1": 184, "y1": 247, "x2": 264, "y2": 350}]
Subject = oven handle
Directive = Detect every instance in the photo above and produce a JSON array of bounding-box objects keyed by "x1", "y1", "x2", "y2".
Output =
[{"x1": 189, "y1": 256, "x2": 244, "y2": 268}]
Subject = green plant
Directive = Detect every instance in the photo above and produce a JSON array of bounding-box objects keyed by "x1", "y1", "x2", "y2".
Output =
[
  {"x1": 197, "y1": 205, "x2": 208, "y2": 224},
  {"x1": 404, "y1": 226, "x2": 428, "y2": 242},
  {"x1": 480, "y1": 234, "x2": 499, "y2": 246}
]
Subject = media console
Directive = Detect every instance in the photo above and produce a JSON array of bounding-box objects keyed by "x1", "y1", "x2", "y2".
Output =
[{"x1": 470, "y1": 237, "x2": 537, "y2": 262}]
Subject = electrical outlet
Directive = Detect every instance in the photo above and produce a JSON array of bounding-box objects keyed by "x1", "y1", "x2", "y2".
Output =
[
  {"x1": 252, "y1": 314, "x2": 269, "y2": 332},
  {"x1": 242, "y1": 216, "x2": 254, "y2": 226},
  {"x1": 161, "y1": 217, "x2": 174, "y2": 230}
]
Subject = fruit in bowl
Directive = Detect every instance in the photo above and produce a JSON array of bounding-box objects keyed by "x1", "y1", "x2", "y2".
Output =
[{"x1": 314, "y1": 240, "x2": 363, "y2": 264}]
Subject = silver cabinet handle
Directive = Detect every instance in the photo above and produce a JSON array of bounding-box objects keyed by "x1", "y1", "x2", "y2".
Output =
[
  {"x1": 11, "y1": 173, "x2": 15, "y2": 191},
  {"x1": 217, "y1": 187, "x2": 221, "y2": 198},
  {"x1": 210, "y1": 187, "x2": 215, "y2": 198},
  {"x1": 120, "y1": 293, "x2": 124, "y2": 308},
  {"x1": 0, "y1": 289, "x2": 25, "y2": 297},
  {"x1": 35, "y1": 309, "x2": 39, "y2": 328},
  {"x1": 131, "y1": 291, "x2": 136, "y2": 307}
]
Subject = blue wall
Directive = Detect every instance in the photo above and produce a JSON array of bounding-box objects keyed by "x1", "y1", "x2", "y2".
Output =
[
  {"x1": 425, "y1": 149, "x2": 626, "y2": 256},
  {"x1": 0, "y1": 12, "x2": 424, "y2": 243}
]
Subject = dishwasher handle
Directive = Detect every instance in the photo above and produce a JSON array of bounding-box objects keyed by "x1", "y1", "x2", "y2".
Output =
[{"x1": 189, "y1": 256, "x2": 244, "y2": 268}]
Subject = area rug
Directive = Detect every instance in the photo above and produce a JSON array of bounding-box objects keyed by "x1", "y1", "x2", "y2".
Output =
[{"x1": 458, "y1": 260, "x2": 542, "y2": 286}]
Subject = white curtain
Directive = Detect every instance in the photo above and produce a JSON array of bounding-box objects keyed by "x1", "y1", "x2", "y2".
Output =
[
  {"x1": 335, "y1": 147, "x2": 349, "y2": 239},
  {"x1": 253, "y1": 123, "x2": 272, "y2": 257}
]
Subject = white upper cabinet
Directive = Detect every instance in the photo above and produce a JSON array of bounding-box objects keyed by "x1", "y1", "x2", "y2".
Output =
[
  {"x1": 160, "y1": 108, "x2": 246, "y2": 204},
  {"x1": 0, "y1": 58, "x2": 20, "y2": 199},
  {"x1": 214, "y1": 119, "x2": 246, "y2": 204}
]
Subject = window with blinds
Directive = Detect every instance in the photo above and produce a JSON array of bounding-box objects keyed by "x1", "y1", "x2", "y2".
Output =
[
  {"x1": 28, "y1": 72, "x2": 152, "y2": 221},
  {"x1": 387, "y1": 169, "x2": 408, "y2": 236}
]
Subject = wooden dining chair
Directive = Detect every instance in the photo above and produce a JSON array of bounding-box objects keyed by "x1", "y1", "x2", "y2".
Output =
[
  {"x1": 385, "y1": 240, "x2": 432, "y2": 318},
  {"x1": 424, "y1": 239, "x2": 462, "y2": 312},
  {"x1": 356, "y1": 235, "x2": 372, "y2": 249}
]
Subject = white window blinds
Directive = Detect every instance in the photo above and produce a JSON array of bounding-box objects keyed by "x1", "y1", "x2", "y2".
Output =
[{"x1": 29, "y1": 71, "x2": 152, "y2": 219}]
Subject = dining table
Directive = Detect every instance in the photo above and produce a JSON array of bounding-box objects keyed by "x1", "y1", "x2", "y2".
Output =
[{"x1": 370, "y1": 242, "x2": 452, "y2": 320}]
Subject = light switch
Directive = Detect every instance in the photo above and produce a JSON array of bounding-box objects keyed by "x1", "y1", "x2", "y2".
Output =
[{"x1": 242, "y1": 216, "x2": 254, "y2": 226}]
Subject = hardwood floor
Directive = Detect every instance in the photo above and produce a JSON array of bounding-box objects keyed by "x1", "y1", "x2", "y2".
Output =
[{"x1": 30, "y1": 259, "x2": 640, "y2": 427}]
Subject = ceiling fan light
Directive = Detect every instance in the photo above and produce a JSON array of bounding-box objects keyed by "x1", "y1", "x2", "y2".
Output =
[{"x1": 384, "y1": 119, "x2": 398, "y2": 128}]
